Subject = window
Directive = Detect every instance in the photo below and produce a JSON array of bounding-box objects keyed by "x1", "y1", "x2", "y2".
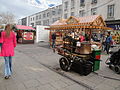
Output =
[
  {"x1": 31, "y1": 23, "x2": 34, "y2": 27},
  {"x1": 36, "y1": 21, "x2": 41, "y2": 25},
  {"x1": 91, "y1": 8, "x2": 97, "y2": 15},
  {"x1": 52, "y1": 18, "x2": 57, "y2": 23},
  {"x1": 79, "y1": 10, "x2": 85, "y2": 17},
  {"x1": 91, "y1": 0, "x2": 97, "y2": 4},
  {"x1": 64, "y1": 1, "x2": 68, "y2": 11},
  {"x1": 31, "y1": 18, "x2": 32, "y2": 21},
  {"x1": 52, "y1": 11, "x2": 56, "y2": 15},
  {"x1": 71, "y1": 0, "x2": 75, "y2": 9},
  {"x1": 47, "y1": 12, "x2": 50, "y2": 17},
  {"x1": 43, "y1": 20, "x2": 46, "y2": 25},
  {"x1": 58, "y1": 17, "x2": 61, "y2": 20},
  {"x1": 64, "y1": 13, "x2": 68, "y2": 19},
  {"x1": 33, "y1": 17, "x2": 34, "y2": 21},
  {"x1": 43, "y1": 13, "x2": 46, "y2": 18},
  {"x1": 46, "y1": 19, "x2": 49, "y2": 25},
  {"x1": 36, "y1": 16, "x2": 38, "y2": 20},
  {"x1": 107, "y1": 4, "x2": 114, "y2": 18},
  {"x1": 71, "y1": 12, "x2": 74, "y2": 16},
  {"x1": 58, "y1": 9, "x2": 61, "y2": 14},
  {"x1": 80, "y1": 0, "x2": 85, "y2": 6},
  {"x1": 39, "y1": 15, "x2": 41, "y2": 19}
]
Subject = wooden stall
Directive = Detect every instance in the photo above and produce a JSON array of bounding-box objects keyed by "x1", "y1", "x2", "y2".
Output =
[
  {"x1": 47, "y1": 15, "x2": 112, "y2": 46},
  {"x1": 46, "y1": 15, "x2": 113, "y2": 75},
  {"x1": 15, "y1": 25, "x2": 35, "y2": 44}
]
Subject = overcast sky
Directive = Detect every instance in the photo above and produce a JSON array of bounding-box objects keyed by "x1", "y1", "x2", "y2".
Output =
[{"x1": 0, "y1": 0, "x2": 62, "y2": 20}]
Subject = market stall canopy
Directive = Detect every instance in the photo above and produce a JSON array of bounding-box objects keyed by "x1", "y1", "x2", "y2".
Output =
[
  {"x1": 46, "y1": 15, "x2": 112, "y2": 30},
  {"x1": 15, "y1": 25, "x2": 35, "y2": 31}
]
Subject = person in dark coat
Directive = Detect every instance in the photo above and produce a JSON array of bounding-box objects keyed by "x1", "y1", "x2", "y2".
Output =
[{"x1": 51, "y1": 33, "x2": 56, "y2": 48}]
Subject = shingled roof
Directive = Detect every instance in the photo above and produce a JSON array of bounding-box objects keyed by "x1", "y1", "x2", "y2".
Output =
[{"x1": 51, "y1": 15, "x2": 106, "y2": 26}]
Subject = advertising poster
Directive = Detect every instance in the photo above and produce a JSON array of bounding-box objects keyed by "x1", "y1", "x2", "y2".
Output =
[{"x1": 23, "y1": 32, "x2": 34, "y2": 40}]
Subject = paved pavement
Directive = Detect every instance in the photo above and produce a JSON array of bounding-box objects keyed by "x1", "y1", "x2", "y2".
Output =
[{"x1": 0, "y1": 42, "x2": 120, "y2": 90}]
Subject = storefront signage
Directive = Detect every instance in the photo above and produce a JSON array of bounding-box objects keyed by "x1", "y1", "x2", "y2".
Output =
[
  {"x1": 107, "y1": 24, "x2": 120, "y2": 30},
  {"x1": 23, "y1": 32, "x2": 33, "y2": 40}
]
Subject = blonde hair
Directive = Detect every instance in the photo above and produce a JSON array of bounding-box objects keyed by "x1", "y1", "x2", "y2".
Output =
[{"x1": 5, "y1": 24, "x2": 13, "y2": 37}]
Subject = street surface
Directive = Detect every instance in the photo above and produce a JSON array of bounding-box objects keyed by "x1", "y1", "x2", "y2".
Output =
[{"x1": 0, "y1": 42, "x2": 120, "y2": 90}]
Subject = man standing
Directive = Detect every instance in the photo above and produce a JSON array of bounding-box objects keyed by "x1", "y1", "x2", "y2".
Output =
[
  {"x1": 105, "y1": 32, "x2": 112, "y2": 54},
  {"x1": 51, "y1": 32, "x2": 56, "y2": 49}
]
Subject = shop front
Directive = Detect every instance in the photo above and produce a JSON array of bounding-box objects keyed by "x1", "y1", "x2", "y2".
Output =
[{"x1": 106, "y1": 20, "x2": 120, "y2": 44}]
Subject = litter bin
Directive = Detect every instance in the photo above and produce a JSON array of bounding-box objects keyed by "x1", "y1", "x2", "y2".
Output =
[
  {"x1": 92, "y1": 50, "x2": 101, "y2": 71},
  {"x1": 92, "y1": 49, "x2": 101, "y2": 59},
  {"x1": 93, "y1": 60, "x2": 101, "y2": 71}
]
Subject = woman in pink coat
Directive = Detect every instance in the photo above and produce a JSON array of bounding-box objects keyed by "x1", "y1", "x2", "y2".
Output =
[{"x1": 0, "y1": 24, "x2": 17, "y2": 79}]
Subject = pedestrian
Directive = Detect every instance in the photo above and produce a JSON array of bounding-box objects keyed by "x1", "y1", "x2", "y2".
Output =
[
  {"x1": 0, "y1": 24, "x2": 17, "y2": 79},
  {"x1": 16, "y1": 32, "x2": 19, "y2": 43},
  {"x1": 51, "y1": 32, "x2": 56, "y2": 48},
  {"x1": 0, "y1": 31, "x2": 3, "y2": 47},
  {"x1": 104, "y1": 32, "x2": 112, "y2": 54},
  {"x1": 51, "y1": 32, "x2": 56, "y2": 52}
]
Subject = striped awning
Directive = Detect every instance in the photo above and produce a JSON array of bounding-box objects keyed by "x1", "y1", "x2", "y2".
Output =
[{"x1": 16, "y1": 25, "x2": 35, "y2": 31}]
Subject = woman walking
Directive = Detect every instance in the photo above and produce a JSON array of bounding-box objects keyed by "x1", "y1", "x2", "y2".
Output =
[{"x1": 0, "y1": 24, "x2": 17, "y2": 79}]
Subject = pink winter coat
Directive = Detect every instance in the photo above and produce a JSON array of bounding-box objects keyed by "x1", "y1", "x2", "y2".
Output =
[{"x1": 0, "y1": 31, "x2": 17, "y2": 56}]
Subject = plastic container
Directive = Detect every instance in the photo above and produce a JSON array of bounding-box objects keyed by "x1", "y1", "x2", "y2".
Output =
[
  {"x1": 93, "y1": 60, "x2": 100, "y2": 71},
  {"x1": 92, "y1": 49, "x2": 101, "y2": 59}
]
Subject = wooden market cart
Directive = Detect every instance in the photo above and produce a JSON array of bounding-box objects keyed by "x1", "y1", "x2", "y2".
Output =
[{"x1": 46, "y1": 15, "x2": 112, "y2": 75}]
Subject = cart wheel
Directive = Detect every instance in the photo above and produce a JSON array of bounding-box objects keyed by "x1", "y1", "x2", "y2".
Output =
[
  {"x1": 109, "y1": 65, "x2": 112, "y2": 69},
  {"x1": 59, "y1": 57, "x2": 70, "y2": 71},
  {"x1": 114, "y1": 65, "x2": 120, "y2": 74}
]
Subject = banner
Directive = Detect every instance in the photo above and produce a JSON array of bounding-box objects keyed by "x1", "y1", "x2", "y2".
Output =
[{"x1": 23, "y1": 32, "x2": 34, "y2": 40}]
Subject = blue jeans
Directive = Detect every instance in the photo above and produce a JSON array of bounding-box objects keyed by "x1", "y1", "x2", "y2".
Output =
[{"x1": 4, "y1": 56, "x2": 12, "y2": 76}]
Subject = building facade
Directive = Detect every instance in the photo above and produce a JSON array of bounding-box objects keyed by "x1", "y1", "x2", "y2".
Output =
[
  {"x1": 62, "y1": 0, "x2": 120, "y2": 20},
  {"x1": 21, "y1": 17, "x2": 27, "y2": 26},
  {"x1": 62, "y1": 0, "x2": 120, "y2": 30},
  {"x1": 19, "y1": 4, "x2": 62, "y2": 28},
  {"x1": 19, "y1": 0, "x2": 120, "y2": 30}
]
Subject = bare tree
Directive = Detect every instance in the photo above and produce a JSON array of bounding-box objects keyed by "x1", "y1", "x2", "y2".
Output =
[{"x1": 0, "y1": 12, "x2": 15, "y2": 24}]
